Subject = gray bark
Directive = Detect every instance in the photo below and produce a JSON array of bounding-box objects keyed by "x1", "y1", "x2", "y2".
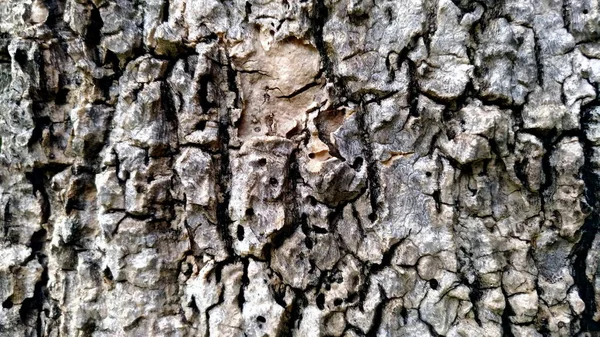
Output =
[{"x1": 1, "y1": 0, "x2": 600, "y2": 336}]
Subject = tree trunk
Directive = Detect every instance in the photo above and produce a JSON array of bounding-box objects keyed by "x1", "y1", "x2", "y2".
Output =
[{"x1": 1, "y1": 0, "x2": 600, "y2": 336}]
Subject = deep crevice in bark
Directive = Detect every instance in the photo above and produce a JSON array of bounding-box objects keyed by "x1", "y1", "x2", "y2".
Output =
[{"x1": 573, "y1": 101, "x2": 600, "y2": 332}]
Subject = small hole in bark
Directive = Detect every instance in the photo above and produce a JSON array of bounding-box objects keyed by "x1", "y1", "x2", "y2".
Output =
[
  {"x1": 237, "y1": 225, "x2": 245, "y2": 241},
  {"x1": 400, "y1": 307, "x2": 408, "y2": 323},
  {"x1": 385, "y1": 7, "x2": 393, "y2": 22},
  {"x1": 29, "y1": 228, "x2": 46, "y2": 252},
  {"x1": 189, "y1": 296, "x2": 200, "y2": 313},
  {"x1": 583, "y1": 9, "x2": 589, "y2": 14},
  {"x1": 257, "y1": 315, "x2": 266, "y2": 323},
  {"x1": 333, "y1": 298, "x2": 343, "y2": 306},
  {"x1": 469, "y1": 187, "x2": 477, "y2": 196},
  {"x1": 183, "y1": 263, "x2": 193, "y2": 276},
  {"x1": 55, "y1": 89, "x2": 69, "y2": 105},
  {"x1": 85, "y1": 5, "x2": 103, "y2": 47},
  {"x1": 14, "y1": 49, "x2": 27, "y2": 68},
  {"x1": 304, "y1": 237, "x2": 313, "y2": 249},
  {"x1": 316, "y1": 293, "x2": 325, "y2": 310},
  {"x1": 312, "y1": 226, "x2": 328, "y2": 234},
  {"x1": 308, "y1": 153, "x2": 315, "y2": 159},
  {"x1": 103, "y1": 267, "x2": 113, "y2": 281},
  {"x1": 425, "y1": 171, "x2": 432, "y2": 177},
  {"x1": 270, "y1": 30, "x2": 275, "y2": 36},
  {"x1": 258, "y1": 158, "x2": 267, "y2": 166},
  {"x1": 195, "y1": 120, "x2": 206, "y2": 131},
  {"x1": 269, "y1": 177, "x2": 278, "y2": 185},
  {"x1": 309, "y1": 196, "x2": 318, "y2": 206},
  {"x1": 352, "y1": 157, "x2": 364, "y2": 170},
  {"x1": 245, "y1": 208, "x2": 254, "y2": 217},
  {"x1": 2, "y1": 298, "x2": 13, "y2": 309},
  {"x1": 429, "y1": 279, "x2": 439, "y2": 290},
  {"x1": 368, "y1": 213, "x2": 377, "y2": 222}
]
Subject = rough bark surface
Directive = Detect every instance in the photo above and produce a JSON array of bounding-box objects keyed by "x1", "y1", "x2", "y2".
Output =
[{"x1": 2, "y1": 0, "x2": 600, "y2": 336}]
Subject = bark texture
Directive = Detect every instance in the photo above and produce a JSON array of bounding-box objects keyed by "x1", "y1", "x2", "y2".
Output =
[{"x1": 1, "y1": 0, "x2": 600, "y2": 336}]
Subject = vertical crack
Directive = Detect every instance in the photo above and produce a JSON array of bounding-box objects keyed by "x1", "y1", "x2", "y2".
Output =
[
  {"x1": 532, "y1": 31, "x2": 544, "y2": 87},
  {"x1": 572, "y1": 101, "x2": 600, "y2": 332},
  {"x1": 355, "y1": 102, "x2": 381, "y2": 222},
  {"x1": 161, "y1": 78, "x2": 179, "y2": 154},
  {"x1": 161, "y1": 0, "x2": 170, "y2": 22},
  {"x1": 277, "y1": 289, "x2": 307, "y2": 337},
  {"x1": 271, "y1": 148, "x2": 302, "y2": 250},
  {"x1": 27, "y1": 116, "x2": 51, "y2": 150},
  {"x1": 3, "y1": 200, "x2": 10, "y2": 238},
  {"x1": 562, "y1": 0, "x2": 572, "y2": 32},
  {"x1": 215, "y1": 57, "x2": 238, "y2": 257},
  {"x1": 18, "y1": 263, "x2": 48, "y2": 337},
  {"x1": 204, "y1": 290, "x2": 225, "y2": 337},
  {"x1": 199, "y1": 75, "x2": 217, "y2": 114},
  {"x1": 237, "y1": 258, "x2": 249, "y2": 310},
  {"x1": 422, "y1": 0, "x2": 438, "y2": 49},
  {"x1": 85, "y1": 1, "x2": 104, "y2": 64},
  {"x1": 468, "y1": 276, "x2": 483, "y2": 326},
  {"x1": 500, "y1": 288, "x2": 516, "y2": 337},
  {"x1": 311, "y1": 0, "x2": 333, "y2": 80},
  {"x1": 539, "y1": 131, "x2": 556, "y2": 213},
  {"x1": 21, "y1": 168, "x2": 51, "y2": 336},
  {"x1": 406, "y1": 59, "x2": 420, "y2": 117},
  {"x1": 365, "y1": 285, "x2": 386, "y2": 337},
  {"x1": 25, "y1": 168, "x2": 51, "y2": 224}
]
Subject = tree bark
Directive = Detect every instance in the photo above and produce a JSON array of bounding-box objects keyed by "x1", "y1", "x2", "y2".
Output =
[{"x1": 1, "y1": 0, "x2": 600, "y2": 336}]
